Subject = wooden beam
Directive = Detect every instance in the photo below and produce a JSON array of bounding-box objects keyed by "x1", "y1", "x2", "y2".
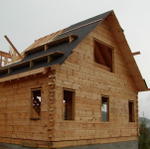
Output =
[
  {"x1": 0, "y1": 67, "x2": 47, "y2": 83},
  {"x1": 29, "y1": 51, "x2": 64, "y2": 62},
  {"x1": 4, "y1": 35, "x2": 22, "y2": 58},
  {"x1": 46, "y1": 35, "x2": 78, "y2": 46},
  {"x1": 0, "y1": 50, "x2": 11, "y2": 58},
  {"x1": 25, "y1": 35, "x2": 77, "y2": 55},
  {"x1": 139, "y1": 88, "x2": 150, "y2": 92},
  {"x1": 0, "y1": 51, "x2": 64, "y2": 71},
  {"x1": 69, "y1": 35, "x2": 77, "y2": 42},
  {"x1": 132, "y1": 51, "x2": 141, "y2": 56}
]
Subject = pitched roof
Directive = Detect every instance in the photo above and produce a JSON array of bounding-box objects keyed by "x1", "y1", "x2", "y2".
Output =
[
  {"x1": 105, "y1": 12, "x2": 148, "y2": 91},
  {"x1": 0, "y1": 10, "x2": 148, "y2": 91},
  {"x1": 0, "y1": 11, "x2": 110, "y2": 76},
  {"x1": 24, "y1": 29, "x2": 64, "y2": 53}
]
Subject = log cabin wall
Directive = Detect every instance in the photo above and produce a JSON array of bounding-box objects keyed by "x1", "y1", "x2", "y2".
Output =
[
  {"x1": 53, "y1": 19, "x2": 138, "y2": 148},
  {"x1": 0, "y1": 72, "x2": 54, "y2": 148},
  {"x1": 0, "y1": 18, "x2": 140, "y2": 149}
]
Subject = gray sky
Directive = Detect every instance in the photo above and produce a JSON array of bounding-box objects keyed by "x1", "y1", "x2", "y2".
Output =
[{"x1": 0, "y1": 0, "x2": 150, "y2": 118}]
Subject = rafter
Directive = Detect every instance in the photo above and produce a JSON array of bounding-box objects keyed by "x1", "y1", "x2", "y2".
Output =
[
  {"x1": 0, "y1": 50, "x2": 11, "y2": 58},
  {"x1": 4, "y1": 35, "x2": 22, "y2": 58}
]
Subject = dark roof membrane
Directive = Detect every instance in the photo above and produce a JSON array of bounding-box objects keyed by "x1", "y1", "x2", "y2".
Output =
[{"x1": 0, "y1": 11, "x2": 112, "y2": 78}]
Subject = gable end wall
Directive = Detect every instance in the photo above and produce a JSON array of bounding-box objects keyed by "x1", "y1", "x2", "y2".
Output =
[{"x1": 53, "y1": 20, "x2": 138, "y2": 148}]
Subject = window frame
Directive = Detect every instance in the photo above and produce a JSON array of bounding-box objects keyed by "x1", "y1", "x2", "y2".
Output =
[
  {"x1": 93, "y1": 38, "x2": 115, "y2": 72},
  {"x1": 62, "y1": 88, "x2": 75, "y2": 121},
  {"x1": 30, "y1": 87, "x2": 42, "y2": 120},
  {"x1": 101, "y1": 95, "x2": 109, "y2": 122},
  {"x1": 128, "y1": 100, "x2": 135, "y2": 123}
]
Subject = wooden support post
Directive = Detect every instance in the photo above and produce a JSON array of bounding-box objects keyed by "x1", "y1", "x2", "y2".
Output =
[
  {"x1": 0, "y1": 55, "x2": 2, "y2": 67},
  {"x1": 30, "y1": 61, "x2": 34, "y2": 68},
  {"x1": 44, "y1": 45, "x2": 48, "y2": 51},
  {"x1": 4, "y1": 57, "x2": 8, "y2": 65},
  {"x1": 8, "y1": 68, "x2": 11, "y2": 74},
  {"x1": 47, "y1": 55, "x2": 52, "y2": 63},
  {"x1": 69, "y1": 36, "x2": 74, "y2": 43}
]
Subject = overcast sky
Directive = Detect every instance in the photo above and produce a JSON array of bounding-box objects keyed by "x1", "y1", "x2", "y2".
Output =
[{"x1": 0, "y1": 0, "x2": 150, "y2": 118}]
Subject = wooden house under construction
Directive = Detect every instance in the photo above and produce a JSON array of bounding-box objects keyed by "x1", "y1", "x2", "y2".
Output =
[{"x1": 0, "y1": 11, "x2": 148, "y2": 149}]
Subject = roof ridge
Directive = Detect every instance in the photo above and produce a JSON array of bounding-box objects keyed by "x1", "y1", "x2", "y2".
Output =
[
  {"x1": 24, "y1": 10, "x2": 113, "y2": 52},
  {"x1": 62, "y1": 18, "x2": 103, "y2": 35},
  {"x1": 65, "y1": 10, "x2": 113, "y2": 32}
]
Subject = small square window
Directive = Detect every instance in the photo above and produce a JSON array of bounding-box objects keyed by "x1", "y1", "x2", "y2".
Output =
[
  {"x1": 31, "y1": 88, "x2": 42, "y2": 120},
  {"x1": 94, "y1": 39, "x2": 113, "y2": 72},
  {"x1": 101, "y1": 96, "x2": 109, "y2": 122}
]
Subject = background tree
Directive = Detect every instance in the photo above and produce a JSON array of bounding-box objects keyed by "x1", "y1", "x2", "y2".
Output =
[{"x1": 139, "y1": 117, "x2": 150, "y2": 149}]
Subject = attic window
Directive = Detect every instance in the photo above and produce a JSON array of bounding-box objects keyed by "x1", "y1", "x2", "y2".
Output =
[
  {"x1": 94, "y1": 39, "x2": 113, "y2": 72},
  {"x1": 31, "y1": 88, "x2": 42, "y2": 120}
]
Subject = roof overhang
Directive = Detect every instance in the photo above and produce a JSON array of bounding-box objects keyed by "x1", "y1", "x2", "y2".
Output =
[{"x1": 0, "y1": 67, "x2": 48, "y2": 83}]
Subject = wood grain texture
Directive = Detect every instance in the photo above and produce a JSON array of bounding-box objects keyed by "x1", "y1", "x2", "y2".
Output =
[
  {"x1": 0, "y1": 73, "x2": 51, "y2": 148},
  {"x1": 53, "y1": 20, "x2": 138, "y2": 148},
  {"x1": 0, "y1": 19, "x2": 139, "y2": 148}
]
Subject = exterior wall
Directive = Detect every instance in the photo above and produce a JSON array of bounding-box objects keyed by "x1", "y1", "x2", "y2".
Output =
[
  {"x1": 0, "y1": 20, "x2": 139, "y2": 149},
  {"x1": 0, "y1": 73, "x2": 52, "y2": 148},
  {"x1": 53, "y1": 20, "x2": 138, "y2": 148}
]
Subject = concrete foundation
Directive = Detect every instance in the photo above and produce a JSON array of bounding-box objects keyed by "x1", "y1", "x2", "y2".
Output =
[
  {"x1": 0, "y1": 140, "x2": 138, "y2": 149},
  {"x1": 61, "y1": 140, "x2": 138, "y2": 149}
]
